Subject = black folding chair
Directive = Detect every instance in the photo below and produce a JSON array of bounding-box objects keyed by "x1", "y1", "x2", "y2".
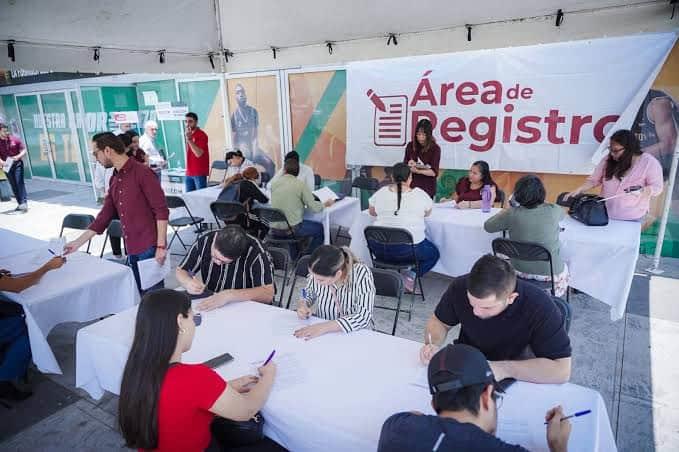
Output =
[
  {"x1": 208, "y1": 160, "x2": 227, "y2": 186},
  {"x1": 285, "y1": 255, "x2": 312, "y2": 309},
  {"x1": 552, "y1": 295, "x2": 572, "y2": 333},
  {"x1": 260, "y1": 171, "x2": 272, "y2": 188},
  {"x1": 364, "y1": 226, "x2": 424, "y2": 321},
  {"x1": 491, "y1": 237, "x2": 569, "y2": 301},
  {"x1": 60, "y1": 213, "x2": 95, "y2": 253},
  {"x1": 99, "y1": 219, "x2": 124, "y2": 258},
  {"x1": 352, "y1": 176, "x2": 380, "y2": 210},
  {"x1": 314, "y1": 174, "x2": 322, "y2": 189},
  {"x1": 372, "y1": 268, "x2": 405, "y2": 336},
  {"x1": 166, "y1": 195, "x2": 204, "y2": 255},
  {"x1": 210, "y1": 200, "x2": 247, "y2": 228},
  {"x1": 253, "y1": 206, "x2": 309, "y2": 261},
  {"x1": 266, "y1": 246, "x2": 290, "y2": 307}
]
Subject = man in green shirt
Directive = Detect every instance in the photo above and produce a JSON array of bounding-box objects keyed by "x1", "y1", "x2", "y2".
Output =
[{"x1": 271, "y1": 158, "x2": 333, "y2": 257}]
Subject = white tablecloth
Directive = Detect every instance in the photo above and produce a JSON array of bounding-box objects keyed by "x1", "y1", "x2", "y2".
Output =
[
  {"x1": 0, "y1": 249, "x2": 139, "y2": 374},
  {"x1": 349, "y1": 206, "x2": 640, "y2": 321},
  {"x1": 76, "y1": 301, "x2": 616, "y2": 451},
  {"x1": 179, "y1": 186, "x2": 361, "y2": 245},
  {"x1": 0, "y1": 228, "x2": 46, "y2": 259}
]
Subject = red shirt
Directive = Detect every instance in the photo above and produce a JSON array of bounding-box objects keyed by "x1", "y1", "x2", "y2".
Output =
[
  {"x1": 156, "y1": 364, "x2": 227, "y2": 452},
  {"x1": 0, "y1": 135, "x2": 25, "y2": 160},
  {"x1": 403, "y1": 141, "x2": 441, "y2": 199},
  {"x1": 89, "y1": 158, "x2": 169, "y2": 255},
  {"x1": 455, "y1": 176, "x2": 497, "y2": 202},
  {"x1": 186, "y1": 128, "x2": 210, "y2": 177}
]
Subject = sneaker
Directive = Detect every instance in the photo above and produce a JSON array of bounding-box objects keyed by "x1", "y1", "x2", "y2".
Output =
[{"x1": 17, "y1": 203, "x2": 28, "y2": 212}]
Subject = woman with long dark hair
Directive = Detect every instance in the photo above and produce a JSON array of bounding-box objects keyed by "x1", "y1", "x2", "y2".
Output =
[
  {"x1": 293, "y1": 245, "x2": 375, "y2": 340},
  {"x1": 118, "y1": 289, "x2": 279, "y2": 452},
  {"x1": 366, "y1": 163, "x2": 440, "y2": 284},
  {"x1": 566, "y1": 129, "x2": 663, "y2": 220},
  {"x1": 403, "y1": 119, "x2": 441, "y2": 198},
  {"x1": 441, "y1": 160, "x2": 497, "y2": 209}
]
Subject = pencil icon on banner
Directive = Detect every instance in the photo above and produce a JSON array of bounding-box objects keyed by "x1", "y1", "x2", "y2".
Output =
[{"x1": 368, "y1": 89, "x2": 409, "y2": 147}]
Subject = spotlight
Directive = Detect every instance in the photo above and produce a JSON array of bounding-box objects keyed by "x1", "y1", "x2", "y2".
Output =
[
  {"x1": 326, "y1": 41, "x2": 334, "y2": 55},
  {"x1": 8, "y1": 40, "x2": 15, "y2": 62},
  {"x1": 555, "y1": 9, "x2": 564, "y2": 26},
  {"x1": 466, "y1": 25, "x2": 472, "y2": 42},
  {"x1": 271, "y1": 46, "x2": 278, "y2": 59},
  {"x1": 223, "y1": 49, "x2": 233, "y2": 62},
  {"x1": 159, "y1": 49, "x2": 166, "y2": 64},
  {"x1": 208, "y1": 53, "x2": 215, "y2": 70},
  {"x1": 93, "y1": 47, "x2": 100, "y2": 62},
  {"x1": 387, "y1": 34, "x2": 398, "y2": 46}
]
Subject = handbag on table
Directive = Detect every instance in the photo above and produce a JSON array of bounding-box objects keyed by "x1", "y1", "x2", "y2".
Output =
[{"x1": 556, "y1": 192, "x2": 609, "y2": 226}]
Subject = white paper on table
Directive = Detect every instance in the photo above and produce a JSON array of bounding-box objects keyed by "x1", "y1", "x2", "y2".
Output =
[
  {"x1": 410, "y1": 365, "x2": 429, "y2": 389},
  {"x1": 312, "y1": 186, "x2": 339, "y2": 204},
  {"x1": 271, "y1": 316, "x2": 312, "y2": 337},
  {"x1": 251, "y1": 352, "x2": 307, "y2": 391},
  {"x1": 137, "y1": 256, "x2": 171, "y2": 290},
  {"x1": 496, "y1": 418, "x2": 546, "y2": 451},
  {"x1": 2, "y1": 157, "x2": 14, "y2": 172},
  {"x1": 434, "y1": 200, "x2": 457, "y2": 209}
]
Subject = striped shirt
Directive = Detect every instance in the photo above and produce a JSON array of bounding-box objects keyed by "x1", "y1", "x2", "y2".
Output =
[
  {"x1": 179, "y1": 232, "x2": 274, "y2": 294},
  {"x1": 305, "y1": 262, "x2": 375, "y2": 333}
]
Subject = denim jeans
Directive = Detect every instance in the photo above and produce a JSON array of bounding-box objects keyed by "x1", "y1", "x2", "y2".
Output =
[
  {"x1": 367, "y1": 238, "x2": 440, "y2": 276},
  {"x1": 0, "y1": 315, "x2": 31, "y2": 381},
  {"x1": 7, "y1": 160, "x2": 27, "y2": 206},
  {"x1": 273, "y1": 220, "x2": 324, "y2": 259},
  {"x1": 127, "y1": 245, "x2": 165, "y2": 294},
  {"x1": 185, "y1": 175, "x2": 207, "y2": 192}
]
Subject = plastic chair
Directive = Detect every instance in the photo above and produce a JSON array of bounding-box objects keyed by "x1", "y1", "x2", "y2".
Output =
[
  {"x1": 210, "y1": 200, "x2": 247, "y2": 228},
  {"x1": 99, "y1": 219, "x2": 124, "y2": 258},
  {"x1": 314, "y1": 174, "x2": 322, "y2": 189},
  {"x1": 266, "y1": 246, "x2": 290, "y2": 307},
  {"x1": 166, "y1": 195, "x2": 204, "y2": 254},
  {"x1": 372, "y1": 268, "x2": 405, "y2": 336},
  {"x1": 253, "y1": 206, "x2": 309, "y2": 260},
  {"x1": 285, "y1": 255, "x2": 312, "y2": 309},
  {"x1": 208, "y1": 160, "x2": 227, "y2": 187},
  {"x1": 60, "y1": 213, "x2": 95, "y2": 253},
  {"x1": 364, "y1": 226, "x2": 424, "y2": 321}
]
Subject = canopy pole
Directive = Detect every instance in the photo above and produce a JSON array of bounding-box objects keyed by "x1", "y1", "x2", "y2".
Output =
[
  {"x1": 213, "y1": 0, "x2": 226, "y2": 73},
  {"x1": 647, "y1": 122, "x2": 679, "y2": 274}
]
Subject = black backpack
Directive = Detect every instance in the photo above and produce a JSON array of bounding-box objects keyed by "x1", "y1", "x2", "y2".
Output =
[{"x1": 556, "y1": 192, "x2": 609, "y2": 226}]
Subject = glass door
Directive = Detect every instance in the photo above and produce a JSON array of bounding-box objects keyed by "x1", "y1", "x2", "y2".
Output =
[
  {"x1": 40, "y1": 92, "x2": 83, "y2": 181},
  {"x1": 16, "y1": 94, "x2": 54, "y2": 178}
]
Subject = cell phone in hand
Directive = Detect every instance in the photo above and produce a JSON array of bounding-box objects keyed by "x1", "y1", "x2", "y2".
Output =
[
  {"x1": 203, "y1": 353, "x2": 234, "y2": 369},
  {"x1": 624, "y1": 185, "x2": 643, "y2": 193}
]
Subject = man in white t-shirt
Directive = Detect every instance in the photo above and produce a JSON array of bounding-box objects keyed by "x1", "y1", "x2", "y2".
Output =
[
  {"x1": 139, "y1": 120, "x2": 165, "y2": 179},
  {"x1": 269, "y1": 150, "x2": 315, "y2": 191},
  {"x1": 368, "y1": 162, "x2": 440, "y2": 282}
]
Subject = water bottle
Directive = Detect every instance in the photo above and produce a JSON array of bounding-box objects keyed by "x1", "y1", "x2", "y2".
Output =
[{"x1": 481, "y1": 185, "x2": 492, "y2": 213}]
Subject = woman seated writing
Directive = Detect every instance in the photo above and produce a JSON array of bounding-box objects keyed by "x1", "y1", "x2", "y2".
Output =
[
  {"x1": 440, "y1": 160, "x2": 497, "y2": 209},
  {"x1": 484, "y1": 175, "x2": 569, "y2": 297},
  {"x1": 294, "y1": 245, "x2": 375, "y2": 340},
  {"x1": 367, "y1": 162, "x2": 440, "y2": 277},
  {"x1": 219, "y1": 167, "x2": 269, "y2": 236},
  {"x1": 565, "y1": 129, "x2": 663, "y2": 221},
  {"x1": 118, "y1": 289, "x2": 283, "y2": 452}
]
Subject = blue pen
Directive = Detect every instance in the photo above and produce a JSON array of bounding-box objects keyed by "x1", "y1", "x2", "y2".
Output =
[
  {"x1": 48, "y1": 249, "x2": 56, "y2": 256},
  {"x1": 545, "y1": 409, "x2": 591, "y2": 424},
  {"x1": 262, "y1": 350, "x2": 276, "y2": 366}
]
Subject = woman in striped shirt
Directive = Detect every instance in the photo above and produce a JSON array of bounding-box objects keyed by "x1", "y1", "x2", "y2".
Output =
[{"x1": 294, "y1": 245, "x2": 376, "y2": 340}]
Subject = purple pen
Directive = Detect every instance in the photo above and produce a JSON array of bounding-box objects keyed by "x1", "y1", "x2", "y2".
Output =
[{"x1": 262, "y1": 350, "x2": 276, "y2": 366}]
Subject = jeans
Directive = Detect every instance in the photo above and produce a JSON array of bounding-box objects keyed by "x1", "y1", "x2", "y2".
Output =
[
  {"x1": 367, "y1": 238, "x2": 440, "y2": 276},
  {"x1": 273, "y1": 220, "x2": 324, "y2": 260},
  {"x1": 127, "y1": 245, "x2": 165, "y2": 294},
  {"x1": 185, "y1": 175, "x2": 207, "y2": 192},
  {"x1": 7, "y1": 160, "x2": 27, "y2": 206},
  {"x1": 0, "y1": 315, "x2": 31, "y2": 381}
]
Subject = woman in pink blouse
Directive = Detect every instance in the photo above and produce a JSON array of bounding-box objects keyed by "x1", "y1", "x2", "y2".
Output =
[{"x1": 566, "y1": 129, "x2": 663, "y2": 221}]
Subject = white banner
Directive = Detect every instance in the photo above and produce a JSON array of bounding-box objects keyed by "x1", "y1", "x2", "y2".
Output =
[{"x1": 347, "y1": 33, "x2": 677, "y2": 174}]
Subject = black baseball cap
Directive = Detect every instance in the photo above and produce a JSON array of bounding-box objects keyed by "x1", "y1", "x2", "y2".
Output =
[{"x1": 428, "y1": 344, "x2": 495, "y2": 395}]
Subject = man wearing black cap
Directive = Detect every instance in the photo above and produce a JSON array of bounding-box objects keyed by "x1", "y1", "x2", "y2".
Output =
[
  {"x1": 420, "y1": 254, "x2": 571, "y2": 384},
  {"x1": 378, "y1": 344, "x2": 571, "y2": 452},
  {"x1": 269, "y1": 150, "x2": 315, "y2": 191}
]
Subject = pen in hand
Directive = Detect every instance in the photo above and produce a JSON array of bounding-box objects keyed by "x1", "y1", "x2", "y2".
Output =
[{"x1": 545, "y1": 409, "x2": 591, "y2": 424}]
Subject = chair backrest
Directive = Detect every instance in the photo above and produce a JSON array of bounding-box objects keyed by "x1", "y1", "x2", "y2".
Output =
[
  {"x1": 267, "y1": 246, "x2": 290, "y2": 273},
  {"x1": 211, "y1": 160, "x2": 227, "y2": 170},
  {"x1": 552, "y1": 295, "x2": 572, "y2": 333},
  {"x1": 352, "y1": 176, "x2": 380, "y2": 192},
  {"x1": 314, "y1": 174, "x2": 322, "y2": 189},
  {"x1": 211, "y1": 200, "x2": 246, "y2": 223},
  {"x1": 371, "y1": 268, "x2": 404, "y2": 299},
  {"x1": 165, "y1": 195, "x2": 188, "y2": 210},
  {"x1": 364, "y1": 226, "x2": 415, "y2": 246},
  {"x1": 338, "y1": 177, "x2": 353, "y2": 197},
  {"x1": 491, "y1": 238, "x2": 552, "y2": 263},
  {"x1": 295, "y1": 255, "x2": 312, "y2": 277},
  {"x1": 252, "y1": 206, "x2": 292, "y2": 231},
  {"x1": 260, "y1": 171, "x2": 272, "y2": 186},
  {"x1": 61, "y1": 213, "x2": 95, "y2": 232},
  {"x1": 107, "y1": 219, "x2": 123, "y2": 238},
  {"x1": 495, "y1": 188, "x2": 506, "y2": 208},
  {"x1": 208, "y1": 160, "x2": 227, "y2": 184}
]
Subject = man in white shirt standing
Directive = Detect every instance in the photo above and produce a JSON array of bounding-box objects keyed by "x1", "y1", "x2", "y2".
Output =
[
  {"x1": 139, "y1": 120, "x2": 165, "y2": 180},
  {"x1": 269, "y1": 150, "x2": 315, "y2": 191}
]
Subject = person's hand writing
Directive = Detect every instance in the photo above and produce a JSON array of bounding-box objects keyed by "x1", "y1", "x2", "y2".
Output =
[
  {"x1": 294, "y1": 322, "x2": 331, "y2": 340},
  {"x1": 155, "y1": 247, "x2": 167, "y2": 265},
  {"x1": 419, "y1": 343, "x2": 439, "y2": 365},
  {"x1": 296, "y1": 301, "x2": 312, "y2": 320},
  {"x1": 184, "y1": 276, "x2": 205, "y2": 295},
  {"x1": 196, "y1": 293, "x2": 228, "y2": 312},
  {"x1": 545, "y1": 405, "x2": 571, "y2": 452},
  {"x1": 44, "y1": 256, "x2": 66, "y2": 271},
  {"x1": 229, "y1": 375, "x2": 259, "y2": 393},
  {"x1": 258, "y1": 360, "x2": 276, "y2": 379}
]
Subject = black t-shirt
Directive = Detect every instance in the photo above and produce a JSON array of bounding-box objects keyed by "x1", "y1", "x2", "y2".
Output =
[
  {"x1": 434, "y1": 275, "x2": 571, "y2": 361},
  {"x1": 378, "y1": 412, "x2": 527, "y2": 452}
]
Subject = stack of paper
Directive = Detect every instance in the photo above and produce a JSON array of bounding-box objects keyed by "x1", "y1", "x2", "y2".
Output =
[{"x1": 312, "y1": 186, "x2": 340, "y2": 204}]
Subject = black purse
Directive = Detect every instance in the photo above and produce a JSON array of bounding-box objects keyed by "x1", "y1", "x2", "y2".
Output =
[
  {"x1": 557, "y1": 192, "x2": 609, "y2": 226},
  {"x1": 210, "y1": 412, "x2": 265, "y2": 447}
]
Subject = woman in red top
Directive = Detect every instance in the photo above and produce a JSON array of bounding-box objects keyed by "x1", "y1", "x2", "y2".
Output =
[
  {"x1": 118, "y1": 289, "x2": 280, "y2": 452},
  {"x1": 440, "y1": 160, "x2": 497, "y2": 209},
  {"x1": 403, "y1": 119, "x2": 441, "y2": 199},
  {"x1": 123, "y1": 130, "x2": 149, "y2": 165}
]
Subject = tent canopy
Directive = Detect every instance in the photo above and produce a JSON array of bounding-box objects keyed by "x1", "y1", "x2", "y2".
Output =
[{"x1": 0, "y1": 0, "x2": 661, "y2": 73}]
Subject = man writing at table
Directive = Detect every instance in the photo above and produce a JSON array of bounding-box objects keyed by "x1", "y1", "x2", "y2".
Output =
[
  {"x1": 64, "y1": 133, "x2": 169, "y2": 293},
  {"x1": 379, "y1": 344, "x2": 571, "y2": 452},
  {"x1": 176, "y1": 225, "x2": 274, "y2": 311},
  {"x1": 420, "y1": 255, "x2": 572, "y2": 384}
]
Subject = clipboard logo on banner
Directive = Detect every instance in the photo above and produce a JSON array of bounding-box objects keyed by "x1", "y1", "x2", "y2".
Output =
[{"x1": 367, "y1": 89, "x2": 409, "y2": 147}]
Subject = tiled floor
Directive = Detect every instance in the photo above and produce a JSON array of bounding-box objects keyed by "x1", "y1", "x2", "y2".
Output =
[{"x1": 1, "y1": 178, "x2": 679, "y2": 451}]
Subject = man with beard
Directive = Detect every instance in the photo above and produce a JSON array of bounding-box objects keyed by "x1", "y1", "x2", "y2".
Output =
[
  {"x1": 64, "y1": 132, "x2": 169, "y2": 293},
  {"x1": 230, "y1": 83, "x2": 275, "y2": 177}
]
